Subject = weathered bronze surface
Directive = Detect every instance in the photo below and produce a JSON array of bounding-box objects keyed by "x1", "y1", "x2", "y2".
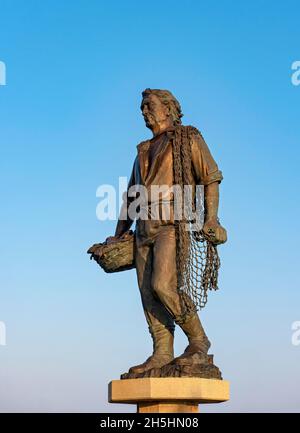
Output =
[
  {"x1": 88, "y1": 230, "x2": 135, "y2": 273},
  {"x1": 88, "y1": 89, "x2": 227, "y2": 380}
]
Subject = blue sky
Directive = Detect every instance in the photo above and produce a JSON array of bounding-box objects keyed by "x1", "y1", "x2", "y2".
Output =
[{"x1": 0, "y1": 0, "x2": 300, "y2": 412}]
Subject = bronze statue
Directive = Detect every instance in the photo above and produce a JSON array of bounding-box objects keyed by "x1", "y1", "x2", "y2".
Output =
[{"x1": 88, "y1": 89, "x2": 227, "y2": 380}]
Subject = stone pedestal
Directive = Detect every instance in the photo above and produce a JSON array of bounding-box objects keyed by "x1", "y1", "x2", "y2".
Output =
[{"x1": 108, "y1": 377, "x2": 230, "y2": 413}]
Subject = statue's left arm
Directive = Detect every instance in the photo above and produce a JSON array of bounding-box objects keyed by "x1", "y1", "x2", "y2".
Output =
[
  {"x1": 190, "y1": 129, "x2": 227, "y2": 245},
  {"x1": 114, "y1": 158, "x2": 136, "y2": 238}
]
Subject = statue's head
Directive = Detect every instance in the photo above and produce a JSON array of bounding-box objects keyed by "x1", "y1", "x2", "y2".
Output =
[{"x1": 141, "y1": 88, "x2": 183, "y2": 135}]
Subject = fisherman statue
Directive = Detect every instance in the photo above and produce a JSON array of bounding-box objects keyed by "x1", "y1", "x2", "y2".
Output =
[{"x1": 88, "y1": 89, "x2": 227, "y2": 379}]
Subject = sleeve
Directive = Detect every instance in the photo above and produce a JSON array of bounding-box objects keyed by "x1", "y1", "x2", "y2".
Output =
[
  {"x1": 126, "y1": 157, "x2": 137, "y2": 201},
  {"x1": 118, "y1": 157, "x2": 136, "y2": 220},
  {"x1": 190, "y1": 128, "x2": 223, "y2": 186}
]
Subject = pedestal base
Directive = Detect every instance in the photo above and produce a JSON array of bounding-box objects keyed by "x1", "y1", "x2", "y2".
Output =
[
  {"x1": 137, "y1": 401, "x2": 200, "y2": 413},
  {"x1": 108, "y1": 377, "x2": 230, "y2": 413}
]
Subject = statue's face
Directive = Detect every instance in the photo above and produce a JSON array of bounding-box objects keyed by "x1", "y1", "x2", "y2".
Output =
[{"x1": 141, "y1": 94, "x2": 170, "y2": 131}]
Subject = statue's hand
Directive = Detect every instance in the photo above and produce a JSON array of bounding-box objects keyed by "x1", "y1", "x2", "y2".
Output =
[
  {"x1": 105, "y1": 230, "x2": 133, "y2": 244},
  {"x1": 105, "y1": 235, "x2": 121, "y2": 244},
  {"x1": 202, "y1": 218, "x2": 227, "y2": 245}
]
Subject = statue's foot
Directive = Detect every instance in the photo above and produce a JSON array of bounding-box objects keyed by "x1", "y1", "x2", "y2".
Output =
[
  {"x1": 121, "y1": 352, "x2": 222, "y2": 380},
  {"x1": 184, "y1": 341, "x2": 208, "y2": 355},
  {"x1": 170, "y1": 342, "x2": 209, "y2": 365},
  {"x1": 128, "y1": 353, "x2": 174, "y2": 375},
  {"x1": 158, "y1": 352, "x2": 222, "y2": 379}
]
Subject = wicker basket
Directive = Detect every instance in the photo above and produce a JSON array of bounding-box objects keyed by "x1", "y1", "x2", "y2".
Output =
[{"x1": 87, "y1": 230, "x2": 135, "y2": 273}]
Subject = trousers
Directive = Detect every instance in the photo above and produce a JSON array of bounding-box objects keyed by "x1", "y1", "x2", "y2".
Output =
[{"x1": 134, "y1": 219, "x2": 195, "y2": 335}]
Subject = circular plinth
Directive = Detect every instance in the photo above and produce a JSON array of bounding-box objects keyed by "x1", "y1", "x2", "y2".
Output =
[{"x1": 108, "y1": 377, "x2": 230, "y2": 413}]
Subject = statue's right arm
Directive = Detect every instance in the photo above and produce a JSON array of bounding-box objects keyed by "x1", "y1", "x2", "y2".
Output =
[{"x1": 114, "y1": 159, "x2": 136, "y2": 238}]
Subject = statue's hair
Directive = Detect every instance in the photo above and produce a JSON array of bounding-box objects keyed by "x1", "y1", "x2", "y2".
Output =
[{"x1": 142, "y1": 88, "x2": 183, "y2": 125}]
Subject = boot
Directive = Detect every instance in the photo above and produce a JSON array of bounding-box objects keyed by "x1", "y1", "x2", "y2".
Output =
[
  {"x1": 129, "y1": 326, "x2": 174, "y2": 374},
  {"x1": 176, "y1": 312, "x2": 211, "y2": 356}
]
